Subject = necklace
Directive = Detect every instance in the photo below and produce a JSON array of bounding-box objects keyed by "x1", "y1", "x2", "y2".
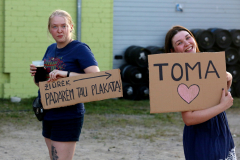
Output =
[{"x1": 52, "y1": 39, "x2": 73, "y2": 61}]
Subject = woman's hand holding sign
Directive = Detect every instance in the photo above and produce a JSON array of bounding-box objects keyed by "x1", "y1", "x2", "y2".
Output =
[
  {"x1": 220, "y1": 88, "x2": 233, "y2": 111},
  {"x1": 48, "y1": 66, "x2": 100, "y2": 82},
  {"x1": 48, "y1": 70, "x2": 68, "y2": 82}
]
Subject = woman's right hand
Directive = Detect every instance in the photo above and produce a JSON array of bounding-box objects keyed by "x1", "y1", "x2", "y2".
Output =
[
  {"x1": 182, "y1": 88, "x2": 233, "y2": 126},
  {"x1": 30, "y1": 64, "x2": 37, "y2": 76},
  {"x1": 220, "y1": 88, "x2": 233, "y2": 110}
]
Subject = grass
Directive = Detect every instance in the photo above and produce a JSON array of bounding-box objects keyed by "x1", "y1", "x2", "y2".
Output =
[
  {"x1": 1, "y1": 96, "x2": 240, "y2": 114},
  {"x1": 84, "y1": 98, "x2": 150, "y2": 115},
  {"x1": 0, "y1": 97, "x2": 239, "y2": 127},
  {"x1": 0, "y1": 97, "x2": 182, "y2": 131},
  {"x1": 0, "y1": 97, "x2": 239, "y2": 141}
]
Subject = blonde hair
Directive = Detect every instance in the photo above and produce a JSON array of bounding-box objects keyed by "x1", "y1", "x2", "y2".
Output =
[{"x1": 48, "y1": 10, "x2": 75, "y2": 39}]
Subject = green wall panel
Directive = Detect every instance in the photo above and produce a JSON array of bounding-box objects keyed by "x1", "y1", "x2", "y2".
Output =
[
  {"x1": 3, "y1": 0, "x2": 77, "y2": 98},
  {"x1": 81, "y1": 0, "x2": 113, "y2": 72},
  {"x1": 2, "y1": 0, "x2": 113, "y2": 98},
  {"x1": 0, "y1": 0, "x2": 10, "y2": 98}
]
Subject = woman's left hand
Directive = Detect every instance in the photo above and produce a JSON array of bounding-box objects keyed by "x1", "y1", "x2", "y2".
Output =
[
  {"x1": 48, "y1": 69, "x2": 67, "y2": 82},
  {"x1": 47, "y1": 66, "x2": 100, "y2": 82},
  {"x1": 226, "y1": 71, "x2": 232, "y2": 90}
]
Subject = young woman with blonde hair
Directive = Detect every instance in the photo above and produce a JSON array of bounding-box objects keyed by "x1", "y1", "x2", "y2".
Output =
[{"x1": 30, "y1": 10, "x2": 100, "y2": 160}]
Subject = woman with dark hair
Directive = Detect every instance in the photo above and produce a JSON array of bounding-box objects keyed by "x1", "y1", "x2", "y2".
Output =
[{"x1": 165, "y1": 25, "x2": 237, "y2": 160}]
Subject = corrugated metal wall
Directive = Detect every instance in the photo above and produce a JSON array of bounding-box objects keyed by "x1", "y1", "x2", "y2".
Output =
[{"x1": 113, "y1": 0, "x2": 240, "y2": 69}]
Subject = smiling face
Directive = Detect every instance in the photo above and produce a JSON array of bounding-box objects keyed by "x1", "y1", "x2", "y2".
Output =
[
  {"x1": 49, "y1": 16, "x2": 73, "y2": 48},
  {"x1": 171, "y1": 31, "x2": 197, "y2": 53}
]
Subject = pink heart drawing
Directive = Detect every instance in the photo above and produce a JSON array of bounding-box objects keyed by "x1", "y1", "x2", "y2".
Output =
[{"x1": 177, "y1": 83, "x2": 200, "y2": 104}]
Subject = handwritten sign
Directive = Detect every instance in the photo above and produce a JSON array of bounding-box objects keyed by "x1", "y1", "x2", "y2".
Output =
[
  {"x1": 39, "y1": 69, "x2": 123, "y2": 109},
  {"x1": 148, "y1": 52, "x2": 227, "y2": 113}
]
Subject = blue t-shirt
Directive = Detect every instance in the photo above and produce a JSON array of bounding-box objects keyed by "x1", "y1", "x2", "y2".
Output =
[{"x1": 38, "y1": 40, "x2": 98, "y2": 121}]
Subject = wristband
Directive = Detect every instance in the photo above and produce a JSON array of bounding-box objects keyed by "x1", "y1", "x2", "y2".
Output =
[{"x1": 67, "y1": 70, "x2": 70, "y2": 77}]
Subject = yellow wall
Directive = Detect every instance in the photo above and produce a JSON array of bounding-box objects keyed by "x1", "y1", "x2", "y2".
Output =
[
  {"x1": 0, "y1": 0, "x2": 10, "y2": 98},
  {"x1": 1, "y1": 0, "x2": 113, "y2": 98},
  {"x1": 81, "y1": 0, "x2": 113, "y2": 71}
]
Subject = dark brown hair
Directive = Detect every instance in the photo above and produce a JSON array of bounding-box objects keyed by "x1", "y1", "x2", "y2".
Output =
[{"x1": 164, "y1": 25, "x2": 200, "y2": 53}]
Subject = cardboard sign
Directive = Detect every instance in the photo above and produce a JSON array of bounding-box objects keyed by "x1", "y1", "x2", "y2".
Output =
[
  {"x1": 148, "y1": 52, "x2": 227, "y2": 113},
  {"x1": 39, "y1": 69, "x2": 123, "y2": 109}
]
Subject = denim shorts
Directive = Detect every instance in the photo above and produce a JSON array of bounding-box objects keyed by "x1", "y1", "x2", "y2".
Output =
[{"x1": 42, "y1": 116, "x2": 84, "y2": 142}]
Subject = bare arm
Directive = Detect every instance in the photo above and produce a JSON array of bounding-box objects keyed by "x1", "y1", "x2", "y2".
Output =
[
  {"x1": 182, "y1": 89, "x2": 233, "y2": 126},
  {"x1": 226, "y1": 71, "x2": 232, "y2": 91},
  {"x1": 83, "y1": 65, "x2": 100, "y2": 73},
  {"x1": 48, "y1": 65, "x2": 100, "y2": 82},
  {"x1": 182, "y1": 71, "x2": 233, "y2": 126}
]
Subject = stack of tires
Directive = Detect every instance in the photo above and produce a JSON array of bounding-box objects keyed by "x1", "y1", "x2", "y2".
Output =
[
  {"x1": 191, "y1": 28, "x2": 240, "y2": 97},
  {"x1": 120, "y1": 46, "x2": 164, "y2": 100},
  {"x1": 120, "y1": 46, "x2": 150, "y2": 100}
]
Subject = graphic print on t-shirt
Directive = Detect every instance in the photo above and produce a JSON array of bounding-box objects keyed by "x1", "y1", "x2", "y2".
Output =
[{"x1": 44, "y1": 57, "x2": 66, "y2": 78}]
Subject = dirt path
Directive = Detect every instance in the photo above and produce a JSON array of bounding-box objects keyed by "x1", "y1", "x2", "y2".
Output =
[{"x1": 0, "y1": 109, "x2": 239, "y2": 160}]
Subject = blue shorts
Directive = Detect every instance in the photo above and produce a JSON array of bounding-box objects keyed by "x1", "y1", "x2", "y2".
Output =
[{"x1": 42, "y1": 116, "x2": 84, "y2": 142}]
